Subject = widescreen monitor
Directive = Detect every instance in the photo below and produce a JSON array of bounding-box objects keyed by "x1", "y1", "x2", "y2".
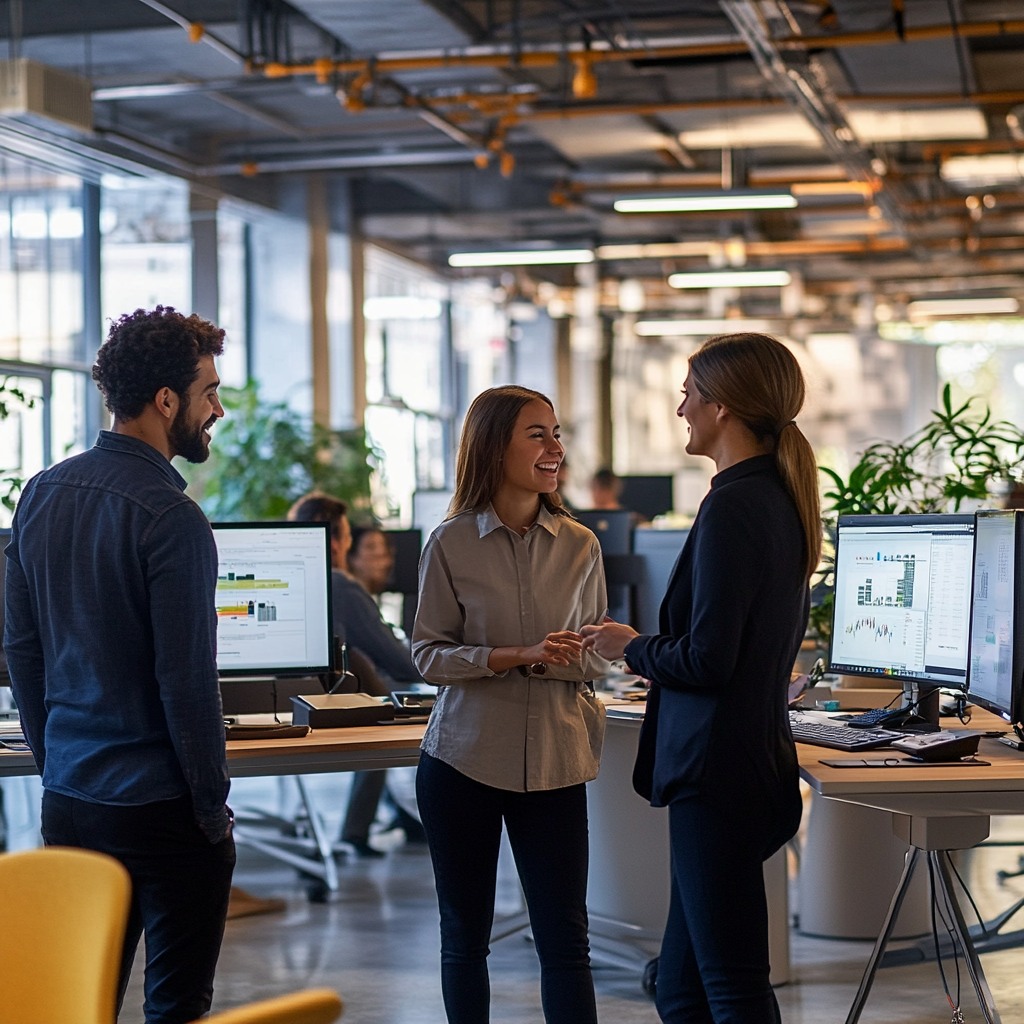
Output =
[
  {"x1": 829, "y1": 514, "x2": 974, "y2": 687},
  {"x1": 967, "y1": 510, "x2": 1024, "y2": 724},
  {"x1": 212, "y1": 522, "x2": 333, "y2": 677},
  {"x1": 619, "y1": 475, "x2": 674, "y2": 521}
]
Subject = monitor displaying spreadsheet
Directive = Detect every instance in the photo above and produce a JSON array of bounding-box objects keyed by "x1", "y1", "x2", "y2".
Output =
[
  {"x1": 967, "y1": 510, "x2": 1022, "y2": 720},
  {"x1": 211, "y1": 522, "x2": 333, "y2": 676},
  {"x1": 829, "y1": 514, "x2": 974, "y2": 686}
]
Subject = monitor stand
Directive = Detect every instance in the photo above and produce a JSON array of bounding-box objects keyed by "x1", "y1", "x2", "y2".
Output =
[{"x1": 898, "y1": 680, "x2": 941, "y2": 732}]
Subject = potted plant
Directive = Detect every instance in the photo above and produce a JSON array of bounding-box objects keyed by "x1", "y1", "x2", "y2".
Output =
[
  {"x1": 809, "y1": 384, "x2": 1024, "y2": 646},
  {"x1": 184, "y1": 381, "x2": 379, "y2": 522}
]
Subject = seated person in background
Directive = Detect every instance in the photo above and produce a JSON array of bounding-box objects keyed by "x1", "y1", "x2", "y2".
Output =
[
  {"x1": 589, "y1": 467, "x2": 623, "y2": 510},
  {"x1": 289, "y1": 494, "x2": 421, "y2": 857},
  {"x1": 348, "y1": 524, "x2": 395, "y2": 596}
]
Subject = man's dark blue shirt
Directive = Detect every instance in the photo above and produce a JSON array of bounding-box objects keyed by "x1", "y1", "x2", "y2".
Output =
[{"x1": 4, "y1": 431, "x2": 230, "y2": 841}]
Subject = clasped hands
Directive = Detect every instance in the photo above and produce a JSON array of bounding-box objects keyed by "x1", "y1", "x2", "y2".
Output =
[
  {"x1": 487, "y1": 619, "x2": 640, "y2": 674},
  {"x1": 527, "y1": 616, "x2": 641, "y2": 667},
  {"x1": 580, "y1": 617, "x2": 639, "y2": 662}
]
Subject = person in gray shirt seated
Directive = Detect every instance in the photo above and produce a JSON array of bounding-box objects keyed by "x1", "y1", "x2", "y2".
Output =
[{"x1": 289, "y1": 493, "x2": 420, "y2": 857}]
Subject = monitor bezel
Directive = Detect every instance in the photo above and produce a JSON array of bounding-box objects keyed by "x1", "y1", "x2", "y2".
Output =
[
  {"x1": 211, "y1": 521, "x2": 335, "y2": 678},
  {"x1": 827, "y1": 513, "x2": 975, "y2": 687},
  {"x1": 966, "y1": 509, "x2": 1024, "y2": 725}
]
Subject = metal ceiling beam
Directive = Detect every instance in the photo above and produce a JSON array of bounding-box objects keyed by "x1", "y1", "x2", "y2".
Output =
[
  {"x1": 203, "y1": 90, "x2": 308, "y2": 138},
  {"x1": 719, "y1": 0, "x2": 906, "y2": 235},
  {"x1": 135, "y1": 0, "x2": 246, "y2": 66},
  {"x1": 195, "y1": 148, "x2": 487, "y2": 176}
]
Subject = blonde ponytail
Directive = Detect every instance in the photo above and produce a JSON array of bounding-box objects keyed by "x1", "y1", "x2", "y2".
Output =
[
  {"x1": 775, "y1": 421, "x2": 822, "y2": 579},
  {"x1": 689, "y1": 333, "x2": 822, "y2": 579}
]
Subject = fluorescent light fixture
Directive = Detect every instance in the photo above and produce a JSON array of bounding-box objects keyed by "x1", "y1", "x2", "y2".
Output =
[
  {"x1": 636, "y1": 319, "x2": 776, "y2": 336},
  {"x1": 941, "y1": 154, "x2": 1024, "y2": 187},
  {"x1": 679, "y1": 112, "x2": 821, "y2": 150},
  {"x1": 448, "y1": 249, "x2": 594, "y2": 267},
  {"x1": 363, "y1": 296, "x2": 442, "y2": 320},
  {"x1": 668, "y1": 270, "x2": 792, "y2": 289},
  {"x1": 907, "y1": 297, "x2": 1019, "y2": 318},
  {"x1": 615, "y1": 193, "x2": 796, "y2": 213},
  {"x1": 846, "y1": 108, "x2": 987, "y2": 144}
]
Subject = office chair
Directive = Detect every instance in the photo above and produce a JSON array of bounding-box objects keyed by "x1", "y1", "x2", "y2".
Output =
[
  {"x1": 0, "y1": 846, "x2": 131, "y2": 1024},
  {"x1": 194, "y1": 989, "x2": 343, "y2": 1024}
]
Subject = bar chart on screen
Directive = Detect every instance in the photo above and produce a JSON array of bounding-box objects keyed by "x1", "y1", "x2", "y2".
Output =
[{"x1": 215, "y1": 560, "x2": 308, "y2": 668}]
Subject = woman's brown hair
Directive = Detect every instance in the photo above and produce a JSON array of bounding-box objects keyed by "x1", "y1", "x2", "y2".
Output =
[
  {"x1": 448, "y1": 385, "x2": 572, "y2": 520},
  {"x1": 688, "y1": 333, "x2": 822, "y2": 579}
]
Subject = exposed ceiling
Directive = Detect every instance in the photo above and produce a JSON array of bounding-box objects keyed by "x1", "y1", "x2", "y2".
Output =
[{"x1": 3, "y1": 0, "x2": 1024, "y2": 308}]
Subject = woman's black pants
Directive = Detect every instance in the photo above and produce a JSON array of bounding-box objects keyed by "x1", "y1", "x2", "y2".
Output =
[
  {"x1": 416, "y1": 751, "x2": 598, "y2": 1024},
  {"x1": 656, "y1": 796, "x2": 782, "y2": 1024}
]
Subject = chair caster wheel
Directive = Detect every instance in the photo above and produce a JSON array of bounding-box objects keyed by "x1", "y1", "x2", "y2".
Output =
[{"x1": 305, "y1": 880, "x2": 330, "y2": 903}]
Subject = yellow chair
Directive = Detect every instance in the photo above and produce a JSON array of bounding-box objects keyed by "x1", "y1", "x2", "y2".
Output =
[
  {"x1": 195, "y1": 990, "x2": 343, "y2": 1024},
  {"x1": 0, "y1": 846, "x2": 131, "y2": 1024}
]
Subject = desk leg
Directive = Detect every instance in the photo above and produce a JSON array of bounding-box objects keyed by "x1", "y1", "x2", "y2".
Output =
[
  {"x1": 845, "y1": 847, "x2": 921, "y2": 1024},
  {"x1": 296, "y1": 776, "x2": 339, "y2": 893},
  {"x1": 933, "y1": 851, "x2": 1002, "y2": 1024}
]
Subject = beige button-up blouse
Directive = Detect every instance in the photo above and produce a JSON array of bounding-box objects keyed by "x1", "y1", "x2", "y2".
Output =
[{"x1": 412, "y1": 503, "x2": 609, "y2": 792}]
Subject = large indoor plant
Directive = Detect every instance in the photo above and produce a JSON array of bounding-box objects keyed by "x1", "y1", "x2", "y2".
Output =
[
  {"x1": 809, "y1": 384, "x2": 1024, "y2": 646},
  {"x1": 185, "y1": 381, "x2": 378, "y2": 522}
]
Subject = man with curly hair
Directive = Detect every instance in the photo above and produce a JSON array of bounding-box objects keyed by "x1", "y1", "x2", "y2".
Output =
[{"x1": 4, "y1": 306, "x2": 233, "y2": 1024}]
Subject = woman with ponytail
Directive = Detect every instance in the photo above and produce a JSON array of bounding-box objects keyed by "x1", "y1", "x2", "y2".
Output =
[{"x1": 583, "y1": 333, "x2": 819, "y2": 1024}]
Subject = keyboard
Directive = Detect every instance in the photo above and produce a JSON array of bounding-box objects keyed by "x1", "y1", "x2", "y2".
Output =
[
  {"x1": 789, "y1": 713, "x2": 905, "y2": 751},
  {"x1": 844, "y1": 706, "x2": 906, "y2": 728}
]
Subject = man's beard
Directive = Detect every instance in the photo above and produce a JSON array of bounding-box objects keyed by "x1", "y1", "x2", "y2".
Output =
[{"x1": 169, "y1": 400, "x2": 215, "y2": 464}]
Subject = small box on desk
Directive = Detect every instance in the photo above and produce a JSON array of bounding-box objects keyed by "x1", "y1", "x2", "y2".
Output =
[{"x1": 290, "y1": 693, "x2": 395, "y2": 728}]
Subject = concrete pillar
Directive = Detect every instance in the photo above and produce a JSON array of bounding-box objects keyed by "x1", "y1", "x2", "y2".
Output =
[
  {"x1": 189, "y1": 190, "x2": 218, "y2": 323},
  {"x1": 308, "y1": 174, "x2": 331, "y2": 430},
  {"x1": 81, "y1": 181, "x2": 106, "y2": 437},
  {"x1": 350, "y1": 223, "x2": 367, "y2": 428},
  {"x1": 569, "y1": 262, "x2": 604, "y2": 479}
]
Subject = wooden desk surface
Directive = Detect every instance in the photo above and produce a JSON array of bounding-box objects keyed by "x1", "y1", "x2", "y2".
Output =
[
  {"x1": 0, "y1": 723, "x2": 429, "y2": 780},
  {"x1": 797, "y1": 709, "x2": 1024, "y2": 817}
]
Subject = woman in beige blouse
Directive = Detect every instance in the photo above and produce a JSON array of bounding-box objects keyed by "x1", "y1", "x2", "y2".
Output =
[{"x1": 413, "y1": 384, "x2": 608, "y2": 1024}]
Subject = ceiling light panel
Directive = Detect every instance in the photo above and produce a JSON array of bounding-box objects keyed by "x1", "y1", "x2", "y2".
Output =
[
  {"x1": 941, "y1": 154, "x2": 1024, "y2": 188},
  {"x1": 614, "y1": 193, "x2": 797, "y2": 213},
  {"x1": 675, "y1": 112, "x2": 821, "y2": 150},
  {"x1": 846, "y1": 108, "x2": 988, "y2": 143},
  {"x1": 635, "y1": 319, "x2": 778, "y2": 336},
  {"x1": 907, "y1": 297, "x2": 1019, "y2": 317},
  {"x1": 448, "y1": 249, "x2": 595, "y2": 267},
  {"x1": 668, "y1": 270, "x2": 792, "y2": 289}
]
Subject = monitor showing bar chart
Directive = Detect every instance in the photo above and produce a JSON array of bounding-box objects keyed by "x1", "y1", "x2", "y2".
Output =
[{"x1": 211, "y1": 522, "x2": 333, "y2": 676}]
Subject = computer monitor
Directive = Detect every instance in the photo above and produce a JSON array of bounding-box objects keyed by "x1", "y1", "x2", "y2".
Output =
[
  {"x1": 967, "y1": 510, "x2": 1024, "y2": 724},
  {"x1": 619, "y1": 476, "x2": 674, "y2": 521},
  {"x1": 212, "y1": 522, "x2": 334, "y2": 677},
  {"x1": 829, "y1": 514, "x2": 975, "y2": 687},
  {"x1": 575, "y1": 510, "x2": 633, "y2": 556}
]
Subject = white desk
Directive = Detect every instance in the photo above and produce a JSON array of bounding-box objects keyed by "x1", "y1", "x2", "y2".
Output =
[{"x1": 798, "y1": 711, "x2": 1024, "y2": 1024}]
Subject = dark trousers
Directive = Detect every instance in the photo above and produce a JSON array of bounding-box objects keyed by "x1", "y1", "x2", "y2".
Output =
[
  {"x1": 416, "y1": 751, "x2": 597, "y2": 1024},
  {"x1": 41, "y1": 790, "x2": 236, "y2": 1024},
  {"x1": 341, "y1": 769, "x2": 386, "y2": 842},
  {"x1": 656, "y1": 797, "x2": 781, "y2": 1024}
]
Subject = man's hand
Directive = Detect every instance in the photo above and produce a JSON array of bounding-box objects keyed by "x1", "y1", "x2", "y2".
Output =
[{"x1": 581, "y1": 617, "x2": 640, "y2": 661}]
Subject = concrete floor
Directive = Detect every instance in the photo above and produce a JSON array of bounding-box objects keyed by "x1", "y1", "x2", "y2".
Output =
[{"x1": 109, "y1": 774, "x2": 1024, "y2": 1024}]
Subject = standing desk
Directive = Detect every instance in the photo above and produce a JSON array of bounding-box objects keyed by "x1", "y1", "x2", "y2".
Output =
[{"x1": 797, "y1": 712, "x2": 1024, "y2": 1024}]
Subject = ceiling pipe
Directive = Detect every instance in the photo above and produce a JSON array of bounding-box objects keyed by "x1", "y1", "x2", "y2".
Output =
[{"x1": 246, "y1": 19, "x2": 1024, "y2": 81}]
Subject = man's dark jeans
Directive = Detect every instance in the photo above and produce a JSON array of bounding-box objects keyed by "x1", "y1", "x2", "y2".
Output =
[{"x1": 41, "y1": 791, "x2": 235, "y2": 1024}]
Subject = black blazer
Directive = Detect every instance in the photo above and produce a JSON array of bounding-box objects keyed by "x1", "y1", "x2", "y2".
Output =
[{"x1": 625, "y1": 455, "x2": 807, "y2": 851}]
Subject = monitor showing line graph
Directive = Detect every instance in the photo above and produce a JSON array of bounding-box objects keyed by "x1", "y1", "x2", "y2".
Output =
[
  {"x1": 829, "y1": 514, "x2": 974, "y2": 686},
  {"x1": 211, "y1": 522, "x2": 333, "y2": 676}
]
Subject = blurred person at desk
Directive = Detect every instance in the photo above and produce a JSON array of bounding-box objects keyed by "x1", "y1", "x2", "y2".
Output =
[
  {"x1": 289, "y1": 494, "x2": 422, "y2": 857},
  {"x1": 5, "y1": 307, "x2": 234, "y2": 1024},
  {"x1": 589, "y1": 466, "x2": 623, "y2": 510},
  {"x1": 582, "y1": 333, "x2": 816, "y2": 1024},
  {"x1": 348, "y1": 523, "x2": 394, "y2": 596},
  {"x1": 414, "y1": 385, "x2": 608, "y2": 1024}
]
